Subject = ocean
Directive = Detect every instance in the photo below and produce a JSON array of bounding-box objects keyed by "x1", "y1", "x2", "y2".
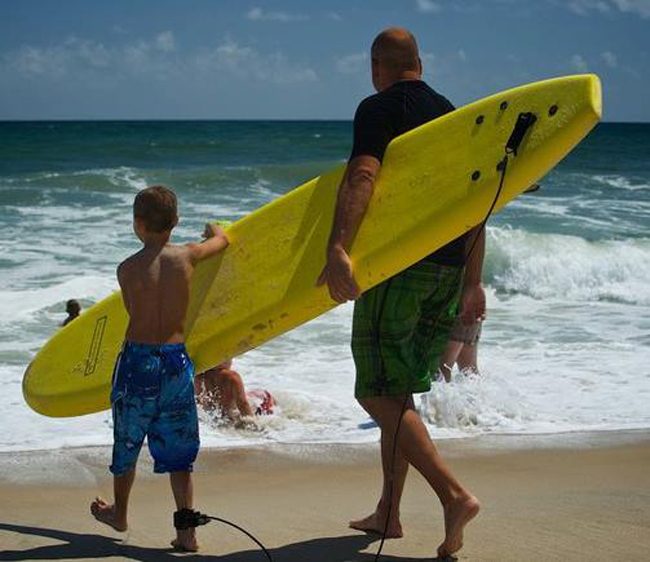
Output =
[{"x1": 1, "y1": 120, "x2": 649, "y2": 453}]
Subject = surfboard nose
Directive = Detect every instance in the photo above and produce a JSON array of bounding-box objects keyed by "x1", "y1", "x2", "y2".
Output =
[{"x1": 586, "y1": 73, "x2": 603, "y2": 121}]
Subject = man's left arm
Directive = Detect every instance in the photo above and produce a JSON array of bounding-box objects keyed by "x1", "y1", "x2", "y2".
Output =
[
  {"x1": 317, "y1": 155, "x2": 381, "y2": 303},
  {"x1": 460, "y1": 225, "x2": 486, "y2": 325}
]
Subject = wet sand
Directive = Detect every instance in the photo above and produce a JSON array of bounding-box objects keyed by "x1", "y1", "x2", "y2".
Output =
[{"x1": 1, "y1": 433, "x2": 649, "y2": 561}]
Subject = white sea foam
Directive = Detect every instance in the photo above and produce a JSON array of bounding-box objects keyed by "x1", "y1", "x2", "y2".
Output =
[
  {"x1": 0, "y1": 276, "x2": 116, "y2": 323},
  {"x1": 3, "y1": 288, "x2": 649, "y2": 452},
  {"x1": 1, "y1": 162, "x2": 650, "y2": 452},
  {"x1": 590, "y1": 174, "x2": 650, "y2": 191},
  {"x1": 488, "y1": 227, "x2": 650, "y2": 305}
]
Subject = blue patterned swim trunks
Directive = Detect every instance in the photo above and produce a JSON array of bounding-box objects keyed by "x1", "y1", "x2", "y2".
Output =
[{"x1": 110, "y1": 341, "x2": 199, "y2": 476}]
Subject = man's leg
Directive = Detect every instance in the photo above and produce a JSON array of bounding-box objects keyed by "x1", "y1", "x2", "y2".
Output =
[
  {"x1": 438, "y1": 340, "x2": 464, "y2": 382},
  {"x1": 349, "y1": 397, "x2": 409, "y2": 538},
  {"x1": 90, "y1": 468, "x2": 135, "y2": 532},
  {"x1": 457, "y1": 343, "x2": 479, "y2": 375},
  {"x1": 361, "y1": 395, "x2": 480, "y2": 557}
]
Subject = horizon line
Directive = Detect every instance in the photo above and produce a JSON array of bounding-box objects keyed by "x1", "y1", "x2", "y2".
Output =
[{"x1": 0, "y1": 118, "x2": 646, "y2": 125}]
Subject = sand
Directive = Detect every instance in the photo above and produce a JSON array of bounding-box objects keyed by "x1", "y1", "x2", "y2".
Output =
[{"x1": 1, "y1": 432, "x2": 649, "y2": 561}]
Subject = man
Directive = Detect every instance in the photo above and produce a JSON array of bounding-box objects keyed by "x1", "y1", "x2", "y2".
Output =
[{"x1": 317, "y1": 28, "x2": 482, "y2": 558}]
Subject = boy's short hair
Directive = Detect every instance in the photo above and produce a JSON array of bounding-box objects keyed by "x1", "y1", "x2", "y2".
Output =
[{"x1": 133, "y1": 185, "x2": 178, "y2": 233}]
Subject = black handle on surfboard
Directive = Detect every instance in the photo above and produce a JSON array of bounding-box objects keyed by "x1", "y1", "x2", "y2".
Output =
[{"x1": 506, "y1": 112, "x2": 537, "y2": 155}]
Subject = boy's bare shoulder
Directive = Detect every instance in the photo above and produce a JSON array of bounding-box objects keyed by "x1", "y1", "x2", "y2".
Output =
[
  {"x1": 164, "y1": 243, "x2": 195, "y2": 264},
  {"x1": 118, "y1": 251, "x2": 144, "y2": 273}
]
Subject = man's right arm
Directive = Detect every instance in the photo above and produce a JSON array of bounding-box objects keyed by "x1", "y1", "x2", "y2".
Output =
[
  {"x1": 317, "y1": 155, "x2": 381, "y2": 303},
  {"x1": 317, "y1": 97, "x2": 389, "y2": 303},
  {"x1": 187, "y1": 223, "x2": 229, "y2": 264}
]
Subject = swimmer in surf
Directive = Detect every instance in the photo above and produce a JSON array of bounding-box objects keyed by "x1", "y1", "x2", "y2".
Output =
[{"x1": 195, "y1": 360, "x2": 275, "y2": 422}]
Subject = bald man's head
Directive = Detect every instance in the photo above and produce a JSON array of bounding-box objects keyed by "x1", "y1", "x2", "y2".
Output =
[{"x1": 371, "y1": 27, "x2": 420, "y2": 74}]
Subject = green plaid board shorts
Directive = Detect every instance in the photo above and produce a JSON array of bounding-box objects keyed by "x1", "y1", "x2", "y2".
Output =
[{"x1": 352, "y1": 260, "x2": 463, "y2": 399}]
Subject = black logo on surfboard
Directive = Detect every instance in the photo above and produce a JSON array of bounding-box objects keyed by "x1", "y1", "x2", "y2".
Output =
[{"x1": 85, "y1": 316, "x2": 107, "y2": 376}]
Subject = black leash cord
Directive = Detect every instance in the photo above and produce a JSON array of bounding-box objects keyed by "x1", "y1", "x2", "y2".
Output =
[
  {"x1": 174, "y1": 508, "x2": 273, "y2": 561},
  {"x1": 208, "y1": 515, "x2": 273, "y2": 562},
  {"x1": 374, "y1": 153, "x2": 511, "y2": 562}
]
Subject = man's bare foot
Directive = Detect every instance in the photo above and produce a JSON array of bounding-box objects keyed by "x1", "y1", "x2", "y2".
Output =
[
  {"x1": 90, "y1": 497, "x2": 127, "y2": 532},
  {"x1": 349, "y1": 511, "x2": 403, "y2": 539},
  {"x1": 437, "y1": 494, "x2": 480, "y2": 558},
  {"x1": 171, "y1": 529, "x2": 199, "y2": 552}
]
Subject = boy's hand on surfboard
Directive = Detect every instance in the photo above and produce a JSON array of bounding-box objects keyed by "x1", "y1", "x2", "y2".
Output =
[
  {"x1": 203, "y1": 223, "x2": 225, "y2": 239},
  {"x1": 317, "y1": 246, "x2": 361, "y2": 303}
]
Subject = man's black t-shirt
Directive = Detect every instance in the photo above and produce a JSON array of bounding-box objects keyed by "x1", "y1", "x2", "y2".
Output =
[{"x1": 349, "y1": 79, "x2": 467, "y2": 266}]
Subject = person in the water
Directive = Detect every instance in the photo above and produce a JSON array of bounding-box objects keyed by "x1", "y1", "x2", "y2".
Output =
[
  {"x1": 61, "y1": 299, "x2": 81, "y2": 326},
  {"x1": 195, "y1": 360, "x2": 276, "y2": 421}
]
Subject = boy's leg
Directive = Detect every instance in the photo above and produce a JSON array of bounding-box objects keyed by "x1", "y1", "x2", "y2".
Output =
[
  {"x1": 170, "y1": 470, "x2": 194, "y2": 509},
  {"x1": 170, "y1": 471, "x2": 198, "y2": 552},
  {"x1": 150, "y1": 346, "x2": 200, "y2": 551},
  {"x1": 91, "y1": 390, "x2": 150, "y2": 532},
  {"x1": 91, "y1": 468, "x2": 135, "y2": 532}
]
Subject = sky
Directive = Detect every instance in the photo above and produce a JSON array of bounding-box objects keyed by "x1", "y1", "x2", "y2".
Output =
[{"x1": 1, "y1": 0, "x2": 648, "y2": 121}]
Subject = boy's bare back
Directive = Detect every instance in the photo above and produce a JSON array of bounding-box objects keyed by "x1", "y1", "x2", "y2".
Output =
[
  {"x1": 118, "y1": 185, "x2": 228, "y2": 346},
  {"x1": 119, "y1": 244, "x2": 195, "y2": 345}
]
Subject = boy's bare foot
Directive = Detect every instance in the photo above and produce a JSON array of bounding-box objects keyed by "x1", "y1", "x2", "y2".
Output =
[
  {"x1": 349, "y1": 511, "x2": 403, "y2": 538},
  {"x1": 90, "y1": 497, "x2": 127, "y2": 532},
  {"x1": 171, "y1": 529, "x2": 199, "y2": 552},
  {"x1": 437, "y1": 494, "x2": 480, "y2": 558}
]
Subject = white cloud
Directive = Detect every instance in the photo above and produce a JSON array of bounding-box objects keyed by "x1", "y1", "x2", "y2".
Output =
[
  {"x1": 568, "y1": 0, "x2": 611, "y2": 15},
  {"x1": 420, "y1": 52, "x2": 437, "y2": 80},
  {"x1": 335, "y1": 52, "x2": 368, "y2": 74},
  {"x1": 327, "y1": 12, "x2": 343, "y2": 21},
  {"x1": 155, "y1": 31, "x2": 176, "y2": 53},
  {"x1": 566, "y1": 0, "x2": 650, "y2": 17},
  {"x1": 601, "y1": 50, "x2": 618, "y2": 67},
  {"x1": 610, "y1": 0, "x2": 650, "y2": 17},
  {"x1": 570, "y1": 54, "x2": 589, "y2": 72},
  {"x1": 4, "y1": 33, "x2": 318, "y2": 86},
  {"x1": 416, "y1": 0, "x2": 442, "y2": 13},
  {"x1": 122, "y1": 41, "x2": 151, "y2": 70},
  {"x1": 196, "y1": 40, "x2": 318, "y2": 84},
  {"x1": 420, "y1": 51, "x2": 435, "y2": 65},
  {"x1": 246, "y1": 7, "x2": 309, "y2": 22},
  {"x1": 419, "y1": 49, "x2": 468, "y2": 81},
  {"x1": 5, "y1": 32, "x2": 178, "y2": 79},
  {"x1": 72, "y1": 39, "x2": 111, "y2": 67},
  {"x1": 5, "y1": 38, "x2": 112, "y2": 76},
  {"x1": 6, "y1": 45, "x2": 67, "y2": 76}
]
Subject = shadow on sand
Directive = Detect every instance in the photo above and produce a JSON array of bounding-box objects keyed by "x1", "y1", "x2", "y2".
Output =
[{"x1": 0, "y1": 522, "x2": 455, "y2": 562}]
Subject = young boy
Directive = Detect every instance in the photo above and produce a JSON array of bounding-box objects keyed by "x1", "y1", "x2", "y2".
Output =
[{"x1": 90, "y1": 185, "x2": 229, "y2": 552}]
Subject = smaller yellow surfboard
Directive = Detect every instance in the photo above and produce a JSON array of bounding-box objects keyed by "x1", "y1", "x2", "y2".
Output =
[{"x1": 24, "y1": 74, "x2": 602, "y2": 417}]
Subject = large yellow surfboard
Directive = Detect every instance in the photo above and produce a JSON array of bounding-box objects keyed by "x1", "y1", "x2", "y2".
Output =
[{"x1": 23, "y1": 74, "x2": 602, "y2": 417}]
